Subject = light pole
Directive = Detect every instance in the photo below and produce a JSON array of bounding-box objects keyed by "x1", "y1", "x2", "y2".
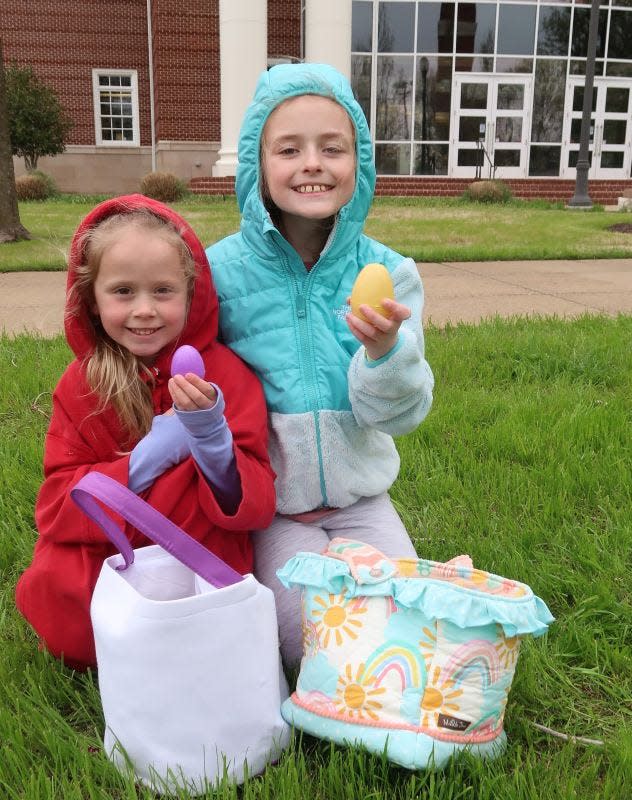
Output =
[{"x1": 568, "y1": 0, "x2": 601, "y2": 208}]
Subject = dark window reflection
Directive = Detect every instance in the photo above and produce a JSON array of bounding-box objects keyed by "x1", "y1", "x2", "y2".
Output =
[
  {"x1": 531, "y1": 59, "x2": 566, "y2": 142},
  {"x1": 603, "y1": 120, "x2": 627, "y2": 146},
  {"x1": 606, "y1": 62, "x2": 632, "y2": 78},
  {"x1": 497, "y1": 84, "x2": 524, "y2": 111},
  {"x1": 375, "y1": 142, "x2": 411, "y2": 174},
  {"x1": 569, "y1": 59, "x2": 604, "y2": 76},
  {"x1": 455, "y1": 56, "x2": 493, "y2": 71},
  {"x1": 351, "y1": 55, "x2": 372, "y2": 129},
  {"x1": 378, "y1": 1, "x2": 415, "y2": 52},
  {"x1": 494, "y1": 150, "x2": 520, "y2": 167},
  {"x1": 568, "y1": 150, "x2": 593, "y2": 168},
  {"x1": 414, "y1": 56, "x2": 453, "y2": 141},
  {"x1": 352, "y1": 1, "x2": 373, "y2": 52},
  {"x1": 601, "y1": 152, "x2": 624, "y2": 169},
  {"x1": 537, "y1": 6, "x2": 571, "y2": 57},
  {"x1": 456, "y1": 3, "x2": 496, "y2": 54},
  {"x1": 461, "y1": 82, "x2": 488, "y2": 109},
  {"x1": 608, "y1": 10, "x2": 632, "y2": 60},
  {"x1": 496, "y1": 117, "x2": 522, "y2": 143},
  {"x1": 605, "y1": 88, "x2": 629, "y2": 114},
  {"x1": 496, "y1": 57, "x2": 533, "y2": 73},
  {"x1": 459, "y1": 116, "x2": 486, "y2": 141},
  {"x1": 529, "y1": 145, "x2": 561, "y2": 176},
  {"x1": 376, "y1": 55, "x2": 414, "y2": 139},
  {"x1": 571, "y1": 118, "x2": 594, "y2": 144},
  {"x1": 457, "y1": 148, "x2": 481, "y2": 167},
  {"x1": 572, "y1": 85, "x2": 597, "y2": 113},
  {"x1": 414, "y1": 143, "x2": 449, "y2": 175},
  {"x1": 497, "y1": 4, "x2": 536, "y2": 55},
  {"x1": 418, "y1": 3, "x2": 455, "y2": 54},
  {"x1": 571, "y1": 8, "x2": 607, "y2": 59}
]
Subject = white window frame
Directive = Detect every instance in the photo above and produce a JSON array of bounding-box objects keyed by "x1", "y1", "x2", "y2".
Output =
[{"x1": 92, "y1": 69, "x2": 140, "y2": 147}]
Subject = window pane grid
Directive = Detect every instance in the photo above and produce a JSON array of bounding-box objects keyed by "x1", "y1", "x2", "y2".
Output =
[
  {"x1": 352, "y1": 1, "x2": 632, "y2": 177},
  {"x1": 93, "y1": 71, "x2": 138, "y2": 146}
]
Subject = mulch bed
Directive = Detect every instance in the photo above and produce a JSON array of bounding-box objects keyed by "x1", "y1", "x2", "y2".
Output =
[{"x1": 607, "y1": 223, "x2": 632, "y2": 233}]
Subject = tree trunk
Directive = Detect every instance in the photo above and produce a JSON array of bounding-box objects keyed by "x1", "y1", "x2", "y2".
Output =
[{"x1": 0, "y1": 38, "x2": 31, "y2": 243}]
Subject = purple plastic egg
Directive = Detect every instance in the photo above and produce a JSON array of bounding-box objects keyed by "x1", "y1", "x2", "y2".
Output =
[{"x1": 170, "y1": 345, "x2": 205, "y2": 379}]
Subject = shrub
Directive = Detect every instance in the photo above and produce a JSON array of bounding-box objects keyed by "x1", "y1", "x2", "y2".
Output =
[
  {"x1": 463, "y1": 179, "x2": 512, "y2": 204},
  {"x1": 6, "y1": 63, "x2": 73, "y2": 171},
  {"x1": 140, "y1": 171, "x2": 187, "y2": 203},
  {"x1": 15, "y1": 171, "x2": 58, "y2": 201}
]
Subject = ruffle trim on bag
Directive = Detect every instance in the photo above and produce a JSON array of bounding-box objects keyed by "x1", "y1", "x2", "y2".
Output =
[{"x1": 277, "y1": 550, "x2": 554, "y2": 638}]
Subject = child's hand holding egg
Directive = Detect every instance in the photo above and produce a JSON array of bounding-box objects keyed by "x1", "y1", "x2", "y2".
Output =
[
  {"x1": 347, "y1": 263, "x2": 411, "y2": 361},
  {"x1": 350, "y1": 263, "x2": 395, "y2": 322},
  {"x1": 168, "y1": 345, "x2": 217, "y2": 410}
]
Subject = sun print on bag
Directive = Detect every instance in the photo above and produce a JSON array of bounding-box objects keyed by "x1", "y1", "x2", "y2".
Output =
[
  {"x1": 495, "y1": 629, "x2": 521, "y2": 670},
  {"x1": 335, "y1": 662, "x2": 386, "y2": 721},
  {"x1": 311, "y1": 590, "x2": 367, "y2": 647},
  {"x1": 420, "y1": 665, "x2": 464, "y2": 727}
]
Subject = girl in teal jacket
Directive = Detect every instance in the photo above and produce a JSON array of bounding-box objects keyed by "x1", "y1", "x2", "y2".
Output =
[{"x1": 207, "y1": 63, "x2": 434, "y2": 667}]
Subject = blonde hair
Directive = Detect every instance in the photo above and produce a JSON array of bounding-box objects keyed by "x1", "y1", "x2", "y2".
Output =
[{"x1": 66, "y1": 210, "x2": 195, "y2": 442}]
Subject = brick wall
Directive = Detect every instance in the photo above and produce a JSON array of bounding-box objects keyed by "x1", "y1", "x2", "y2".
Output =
[
  {"x1": 268, "y1": 0, "x2": 302, "y2": 61},
  {"x1": 0, "y1": 0, "x2": 151, "y2": 146},
  {"x1": 1, "y1": 1, "x2": 304, "y2": 150},
  {"x1": 151, "y1": 0, "x2": 219, "y2": 141}
]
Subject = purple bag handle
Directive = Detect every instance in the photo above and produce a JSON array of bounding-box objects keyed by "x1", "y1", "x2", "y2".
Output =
[{"x1": 70, "y1": 472, "x2": 244, "y2": 588}]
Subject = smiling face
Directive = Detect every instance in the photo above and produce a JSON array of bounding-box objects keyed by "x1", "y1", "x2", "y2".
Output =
[
  {"x1": 261, "y1": 95, "x2": 356, "y2": 228},
  {"x1": 91, "y1": 225, "x2": 189, "y2": 365}
]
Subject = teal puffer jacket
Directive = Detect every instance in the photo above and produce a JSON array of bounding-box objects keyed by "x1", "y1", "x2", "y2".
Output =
[{"x1": 207, "y1": 63, "x2": 434, "y2": 515}]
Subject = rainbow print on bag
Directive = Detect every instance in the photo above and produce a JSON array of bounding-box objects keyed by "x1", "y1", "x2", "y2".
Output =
[{"x1": 277, "y1": 538, "x2": 554, "y2": 770}]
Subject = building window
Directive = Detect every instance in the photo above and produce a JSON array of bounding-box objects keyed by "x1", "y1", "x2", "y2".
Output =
[{"x1": 92, "y1": 70, "x2": 140, "y2": 146}]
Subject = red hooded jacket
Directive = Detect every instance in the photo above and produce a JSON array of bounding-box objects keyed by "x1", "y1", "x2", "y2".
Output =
[{"x1": 15, "y1": 195, "x2": 276, "y2": 669}]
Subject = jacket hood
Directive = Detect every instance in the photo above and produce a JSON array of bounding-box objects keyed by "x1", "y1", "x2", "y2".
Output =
[
  {"x1": 65, "y1": 194, "x2": 218, "y2": 371},
  {"x1": 236, "y1": 63, "x2": 376, "y2": 261}
]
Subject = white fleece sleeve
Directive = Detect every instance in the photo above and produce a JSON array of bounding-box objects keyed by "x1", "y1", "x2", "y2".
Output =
[{"x1": 348, "y1": 257, "x2": 434, "y2": 436}]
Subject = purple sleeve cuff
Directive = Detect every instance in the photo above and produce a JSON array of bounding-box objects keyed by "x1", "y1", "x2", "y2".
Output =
[{"x1": 174, "y1": 385, "x2": 242, "y2": 513}]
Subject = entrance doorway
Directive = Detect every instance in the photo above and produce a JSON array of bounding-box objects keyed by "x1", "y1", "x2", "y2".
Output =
[
  {"x1": 450, "y1": 75, "x2": 533, "y2": 179},
  {"x1": 561, "y1": 77, "x2": 632, "y2": 180}
]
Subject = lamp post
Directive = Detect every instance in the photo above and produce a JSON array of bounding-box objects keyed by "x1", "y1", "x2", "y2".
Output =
[
  {"x1": 420, "y1": 57, "x2": 428, "y2": 173},
  {"x1": 568, "y1": 0, "x2": 601, "y2": 208}
]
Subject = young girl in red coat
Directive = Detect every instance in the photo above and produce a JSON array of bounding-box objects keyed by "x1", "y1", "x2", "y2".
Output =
[{"x1": 16, "y1": 194, "x2": 276, "y2": 670}]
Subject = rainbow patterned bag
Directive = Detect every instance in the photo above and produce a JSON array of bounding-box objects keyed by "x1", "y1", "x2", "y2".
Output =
[{"x1": 277, "y1": 538, "x2": 553, "y2": 769}]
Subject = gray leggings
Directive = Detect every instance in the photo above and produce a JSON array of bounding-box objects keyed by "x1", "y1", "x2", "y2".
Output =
[{"x1": 253, "y1": 492, "x2": 417, "y2": 669}]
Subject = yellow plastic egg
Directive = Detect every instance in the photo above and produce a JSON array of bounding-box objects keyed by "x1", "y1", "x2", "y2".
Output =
[{"x1": 350, "y1": 263, "x2": 395, "y2": 322}]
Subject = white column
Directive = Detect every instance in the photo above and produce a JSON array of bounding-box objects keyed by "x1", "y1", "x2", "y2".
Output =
[
  {"x1": 304, "y1": 0, "x2": 352, "y2": 79},
  {"x1": 213, "y1": 0, "x2": 267, "y2": 177}
]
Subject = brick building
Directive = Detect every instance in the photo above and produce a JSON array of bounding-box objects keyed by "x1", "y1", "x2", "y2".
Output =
[
  {"x1": 3, "y1": 0, "x2": 632, "y2": 202},
  {"x1": 2, "y1": 0, "x2": 307, "y2": 192}
]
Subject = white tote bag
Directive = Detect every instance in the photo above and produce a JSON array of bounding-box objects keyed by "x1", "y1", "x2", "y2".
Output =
[{"x1": 71, "y1": 473, "x2": 290, "y2": 794}]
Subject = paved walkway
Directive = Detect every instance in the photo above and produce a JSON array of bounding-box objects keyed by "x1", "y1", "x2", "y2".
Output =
[{"x1": 1, "y1": 259, "x2": 631, "y2": 337}]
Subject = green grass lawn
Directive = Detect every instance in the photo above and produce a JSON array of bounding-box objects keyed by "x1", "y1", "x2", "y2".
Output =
[
  {"x1": 1, "y1": 314, "x2": 630, "y2": 799},
  {"x1": 2, "y1": 194, "x2": 632, "y2": 272}
]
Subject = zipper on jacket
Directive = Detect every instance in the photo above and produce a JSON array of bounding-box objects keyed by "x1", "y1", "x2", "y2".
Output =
[{"x1": 273, "y1": 237, "x2": 329, "y2": 507}]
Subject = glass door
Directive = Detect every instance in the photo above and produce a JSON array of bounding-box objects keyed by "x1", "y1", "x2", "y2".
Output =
[
  {"x1": 561, "y1": 77, "x2": 632, "y2": 180},
  {"x1": 450, "y1": 75, "x2": 532, "y2": 178}
]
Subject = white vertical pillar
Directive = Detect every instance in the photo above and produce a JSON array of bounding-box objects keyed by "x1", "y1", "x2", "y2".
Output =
[
  {"x1": 304, "y1": 0, "x2": 352, "y2": 79},
  {"x1": 213, "y1": 0, "x2": 267, "y2": 177}
]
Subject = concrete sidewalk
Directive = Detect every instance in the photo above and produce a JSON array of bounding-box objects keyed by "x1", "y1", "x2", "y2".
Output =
[{"x1": 0, "y1": 259, "x2": 631, "y2": 337}]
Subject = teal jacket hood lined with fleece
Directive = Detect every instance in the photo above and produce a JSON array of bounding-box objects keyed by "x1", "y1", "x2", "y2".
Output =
[{"x1": 207, "y1": 64, "x2": 434, "y2": 514}]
